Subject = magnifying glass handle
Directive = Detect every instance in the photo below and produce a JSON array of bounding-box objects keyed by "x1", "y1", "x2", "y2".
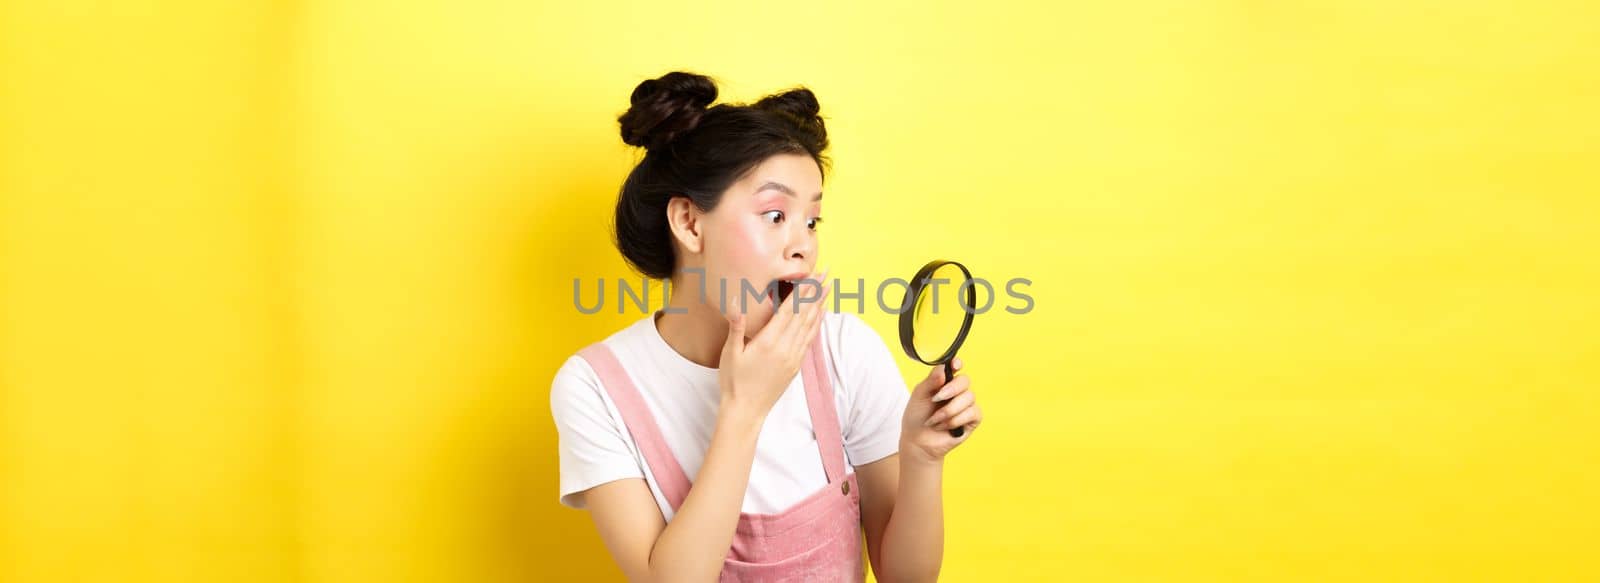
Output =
[{"x1": 939, "y1": 360, "x2": 965, "y2": 438}]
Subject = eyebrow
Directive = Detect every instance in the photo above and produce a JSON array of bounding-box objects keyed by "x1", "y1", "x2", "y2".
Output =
[{"x1": 753, "y1": 181, "x2": 823, "y2": 201}]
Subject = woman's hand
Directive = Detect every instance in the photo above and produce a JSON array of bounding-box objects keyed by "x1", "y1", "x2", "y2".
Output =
[
  {"x1": 716, "y1": 271, "x2": 831, "y2": 423},
  {"x1": 900, "y1": 357, "x2": 982, "y2": 463}
]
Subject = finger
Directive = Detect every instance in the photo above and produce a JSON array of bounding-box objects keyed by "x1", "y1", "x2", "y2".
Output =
[
  {"x1": 912, "y1": 366, "x2": 944, "y2": 402},
  {"x1": 795, "y1": 275, "x2": 831, "y2": 348},
  {"x1": 757, "y1": 284, "x2": 802, "y2": 344},
  {"x1": 790, "y1": 268, "x2": 829, "y2": 328},
  {"x1": 931, "y1": 357, "x2": 964, "y2": 383},
  {"x1": 927, "y1": 361, "x2": 949, "y2": 388},
  {"x1": 720, "y1": 313, "x2": 745, "y2": 362},
  {"x1": 939, "y1": 404, "x2": 981, "y2": 433},
  {"x1": 807, "y1": 268, "x2": 831, "y2": 318},
  {"x1": 925, "y1": 388, "x2": 975, "y2": 427},
  {"x1": 930, "y1": 374, "x2": 971, "y2": 403},
  {"x1": 783, "y1": 271, "x2": 830, "y2": 356},
  {"x1": 925, "y1": 358, "x2": 969, "y2": 406}
]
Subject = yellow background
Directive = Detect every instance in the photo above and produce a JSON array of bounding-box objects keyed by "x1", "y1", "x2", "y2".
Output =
[{"x1": 3, "y1": 0, "x2": 1597, "y2": 581}]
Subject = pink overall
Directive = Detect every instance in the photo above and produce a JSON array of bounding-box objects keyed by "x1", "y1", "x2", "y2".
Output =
[{"x1": 578, "y1": 331, "x2": 867, "y2": 582}]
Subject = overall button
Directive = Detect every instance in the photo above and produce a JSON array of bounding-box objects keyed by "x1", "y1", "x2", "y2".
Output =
[{"x1": 841, "y1": 480, "x2": 850, "y2": 495}]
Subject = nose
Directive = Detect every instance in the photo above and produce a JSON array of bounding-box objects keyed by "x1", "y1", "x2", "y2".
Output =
[{"x1": 784, "y1": 220, "x2": 815, "y2": 263}]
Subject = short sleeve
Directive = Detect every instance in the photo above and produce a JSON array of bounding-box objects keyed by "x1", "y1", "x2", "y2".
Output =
[
  {"x1": 830, "y1": 313, "x2": 911, "y2": 467},
  {"x1": 550, "y1": 355, "x2": 645, "y2": 509}
]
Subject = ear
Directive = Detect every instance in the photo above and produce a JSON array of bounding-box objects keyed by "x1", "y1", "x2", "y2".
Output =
[{"x1": 665, "y1": 196, "x2": 705, "y2": 255}]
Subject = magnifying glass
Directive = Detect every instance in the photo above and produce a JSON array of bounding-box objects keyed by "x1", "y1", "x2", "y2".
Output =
[{"x1": 898, "y1": 260, "x2": 976, "y2": 438}]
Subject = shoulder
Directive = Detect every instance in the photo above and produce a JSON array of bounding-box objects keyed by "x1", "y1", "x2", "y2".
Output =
[
  {"x1": 551, "y1": 317, "x2": 654, "y2": 393},
  {"x1": 549, "y1": 320, "x2": 642, "y2": 410},
  {"x1": 549, "y1": 355, "x2": 602, "y2": 414},
  {"x1": 821, "y1": 311, "x2": 904, "y2": 390},
  {"x1": 548, "y1": 346, "x2": 632, "y2": 445},
  {"x1": 823, "y1": 311, "x2": 896, "y2": 361}
]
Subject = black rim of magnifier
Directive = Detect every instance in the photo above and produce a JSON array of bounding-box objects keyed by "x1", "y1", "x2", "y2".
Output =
[
  {"x1": 898, "y1": 260, "x2": 975, "y2": 366},
  {"x1": 899, "y1": 260, "x2": 975, "y2": 439}
]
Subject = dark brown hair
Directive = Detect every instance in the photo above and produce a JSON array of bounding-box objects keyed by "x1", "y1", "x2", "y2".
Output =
[{"x1": 613, "y1": 71, "x2": 830, "y2": 279}]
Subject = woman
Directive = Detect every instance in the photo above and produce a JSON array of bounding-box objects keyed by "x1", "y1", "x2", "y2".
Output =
[{"x1": 550, "y1": 71, "x2": 983, "y2": 582}]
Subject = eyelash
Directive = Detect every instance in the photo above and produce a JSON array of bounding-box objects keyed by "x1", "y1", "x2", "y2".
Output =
[{"x1": 761, "y1": 210, "x2": 822, "y2": 230}]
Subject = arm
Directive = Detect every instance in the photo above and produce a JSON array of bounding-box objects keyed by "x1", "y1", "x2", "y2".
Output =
[
  {"x1": 857, "y1": 453, "x2": 945, "y2": 583},
  {"x1": 858, "y1": 359, "x2": 982, "y2": 583},
  {"x1": 579, "y1": 408, "x2": 766, "y2": 583}
]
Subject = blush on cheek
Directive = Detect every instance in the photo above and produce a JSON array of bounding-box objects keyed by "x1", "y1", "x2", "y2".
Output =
[
  {"x1": 732, "y1": 219, "x2": 769, "y2": 257},
  {"x1": 729, "y1": 219, "x2": 774, "y2": 288},
  {"x1": 707, "y1": 214, "x2": 779, "y2": 318}
]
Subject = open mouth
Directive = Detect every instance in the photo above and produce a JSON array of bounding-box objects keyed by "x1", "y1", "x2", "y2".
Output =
[{"x1": 769, "y1": 279, "x2": 797, "y2": 304}]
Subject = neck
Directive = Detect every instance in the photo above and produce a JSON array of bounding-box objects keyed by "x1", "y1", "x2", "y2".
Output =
[{"x1": 654, "y1": 277, "x2": 730, "y2": 369}]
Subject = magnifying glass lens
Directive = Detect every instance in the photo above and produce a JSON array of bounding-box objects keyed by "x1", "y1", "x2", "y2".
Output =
[{"x1": 912, "y1": 263, "x2": 970, "y2": 360}]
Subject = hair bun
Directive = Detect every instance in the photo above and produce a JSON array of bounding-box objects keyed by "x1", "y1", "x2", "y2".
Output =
[
  {"x1": 754, "y1": 88, "x2": 820, "y2": 119},
  {"x1": 754, "y1": 88, "x2": 826, "y2": 147},
  {"x1": 618, "y1": 72, "x2": 718, "y2": 150}
]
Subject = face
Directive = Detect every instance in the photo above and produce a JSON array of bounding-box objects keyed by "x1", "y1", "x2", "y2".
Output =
[{"x1": 688, "y1": 153, "x2": 824, "y2": 337}]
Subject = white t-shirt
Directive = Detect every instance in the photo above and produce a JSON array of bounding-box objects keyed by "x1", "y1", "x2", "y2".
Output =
[{"x1": 550, "y1": 310, "x2": 910, "y2": 521}]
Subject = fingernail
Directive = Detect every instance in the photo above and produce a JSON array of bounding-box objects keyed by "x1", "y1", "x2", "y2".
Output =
[
  {"x1": 925, "y1": 415, "x2": 940, "y2": 427},
  {"x1": 953, "y1": 357, "x2": 963, "y2": 370}
]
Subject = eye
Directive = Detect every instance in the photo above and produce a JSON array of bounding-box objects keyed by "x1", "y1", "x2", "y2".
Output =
[
  {"x1": 807, "y1": 217, "x2": 822, "y2": 231},
  {"x1": 761, "y1": 210, "x2": 784, "y2": 224}
]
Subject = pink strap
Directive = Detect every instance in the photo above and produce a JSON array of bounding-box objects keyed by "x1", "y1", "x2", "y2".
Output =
[
  {"x1": 578, "y1": 326, "x2": 848, "y2": 515},
  {"x1": 578, "y1": 344, "x2": 693, "y2": 512},
  {"x1": 799, "y1": 333, "x2": 848, "y2": 483}
]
